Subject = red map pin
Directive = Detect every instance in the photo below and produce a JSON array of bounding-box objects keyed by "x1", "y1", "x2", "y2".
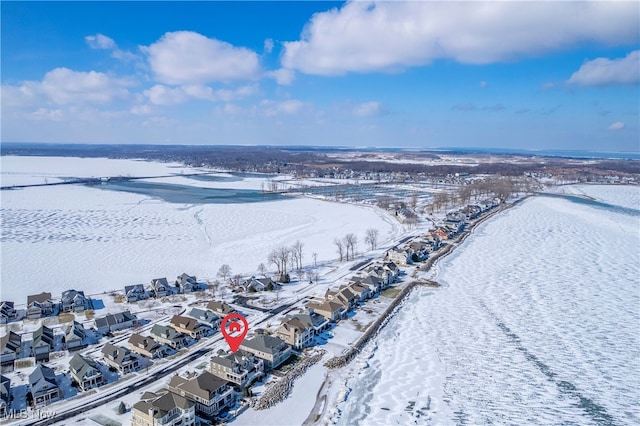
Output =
[{"x1": 220, "y1": 313, "x2": 248, "y2": 353}]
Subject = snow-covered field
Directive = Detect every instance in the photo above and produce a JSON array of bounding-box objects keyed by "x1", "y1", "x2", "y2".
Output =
[
  {"x1": 0, "y1": 156, "x2": 400, "y2": 303},
  {"x1": 332, "y1": 186, "x2": 640, "y2": 425}
]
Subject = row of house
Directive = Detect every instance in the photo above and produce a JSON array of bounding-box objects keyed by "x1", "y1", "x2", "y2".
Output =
[
  {"x1": 124, "y1": 273, "x2": 204, "y2": 303},
  {"x1": 1, "y1": 289, "x2": 91, "y2": 323},
  {"x1": 132, "y1": 370, "x2": 237, "y2": 426},
  {"x1": 1, "y1": 321, "x2": 90, "y2": 369}
]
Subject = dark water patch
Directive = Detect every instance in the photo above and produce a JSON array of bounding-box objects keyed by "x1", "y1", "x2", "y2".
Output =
[
  {"x1": 539, "y1": 193, "x2": 640, "y2": 217},
  {"x1": 480, "y1": 302, "x2": 619, "y2": 425},
  {"x1": 90, "y1": 180, "x2": 288, "y2": 204}
]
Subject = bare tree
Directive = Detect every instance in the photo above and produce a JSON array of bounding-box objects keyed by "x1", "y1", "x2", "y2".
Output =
[
  {"x1": 364, "y1": 228, "x2": 379, "y2": 251},
  {"x1": 344, "y1": 233, "x2": 358, "y2": 260},
  {"x1": 409, "y1": 192, "x2": 419, "y2": 209},
  {"x1": 292, "y1": 240, "x2": 304, "y2": 271},
  {"x1": 270, "y1": 246, "x2": 291, "y2": 282},
  {"x1": 258, "y1": 263, "x2": 267, "y2": 277},
  {"x1": 312, "y1": 252, "x2": 318, "y2": 268},
  {"x1": 334, "y1": 237, "x2": 345, "y2": 262},
  {"x1": 268, "y1": 249, "x2": 281, "y2": 277},
  {"x1": 376, "y1": 194, "x2": 393, "y2": 210},
  {"x1": 231, "y1": 274, "x2": 243, "y2": 287},
  {"x1": 217, "y1": 264, "x2": 232, "y2": 282}
]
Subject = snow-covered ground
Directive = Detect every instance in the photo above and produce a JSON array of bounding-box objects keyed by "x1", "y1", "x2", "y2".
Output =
[
  {"x1": 0, "y1": 155, "x2": 206, "y2": 187},
  {"x1": 555, "y1": 183, "x2": 640, "y2": 210},
  {"x1": 1, "y1": 156, "x2": 401, "y2": 303},
  {"x1": 329, "y1": 186, "x2": 640, "y2": 425}
]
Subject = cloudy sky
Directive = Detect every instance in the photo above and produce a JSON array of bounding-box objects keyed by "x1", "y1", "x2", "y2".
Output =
[{"x1": 2, "y1": 1, "x2": 639, "y2": 152}]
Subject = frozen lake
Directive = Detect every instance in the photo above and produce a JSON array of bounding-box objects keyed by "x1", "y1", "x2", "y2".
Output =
[
  {"x1": 337, "y1": 186, "x2": 640, "y2": 425},
  {"x1": 0, "y1": 156, "x2": 401, "y2": 303}
]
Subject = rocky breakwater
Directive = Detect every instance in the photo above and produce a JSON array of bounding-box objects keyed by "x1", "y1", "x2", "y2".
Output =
[{"x1": 252, "y1": 349, "x2": 327, "y2": 410}]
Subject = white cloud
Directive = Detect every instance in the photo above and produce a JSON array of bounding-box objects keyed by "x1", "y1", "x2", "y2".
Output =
[
  {"x1": 567, "y1": 50, "x2": 640, "y2": 86},
  {"x1": 85, "y1": 34, "x2": 116, "y2": 50},
  {"x1": 264, "y1": 38, "x2": 274, "y2": 54},
  {"x1": 261, "y1": 99, "x2": 309, "y2": 116},
  {"x1": 142, "y1": 31, "x2": 261, "y2": 85},
  {"x1": 143, "y1": 84, "x2": 188, "y2": 105},
  {"x1": 608, "y1": 121, "x2": 625, "y2": 131},
  {"x1": 282, "y1": 1, "x2": 639, "y2": 75},
  {"x1": 353, "y1": 101, "x2": 384, "y2": 117},
  {"x1": 29, "y1": 108, "x2": 64, "y2": 121},
  {"x1": 2, "y1": 67, "x2": 132, "y2": 107},
  {"x1": 85, "y1": 33, "x2": 138, "y2": 62},
  {"x1": 143, "y1": 83, "x2": 258, "y2": 105},
  {"x1": 266, "y1": 68, "x2": 296, "y2": 85}
]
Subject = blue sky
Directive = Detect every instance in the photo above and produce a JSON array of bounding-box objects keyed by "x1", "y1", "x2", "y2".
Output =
[{"x1": 2, "y1": 1, "x2": 639, "y2": 152}]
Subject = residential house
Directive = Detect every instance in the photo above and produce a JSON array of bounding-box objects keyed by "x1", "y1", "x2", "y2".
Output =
[
  {"x1": 132, "y1": 390, "x2": 195, "y2": 426},
  {"x1": 382, "y1": 262, "x2": 400, "y2": 280},
  {"x1": 239, "y1": 335, "x2": 292, "y2": 370},
  {"x1": 68, "y1": 353, "x2": 104, "y2": 391},
  {"x1": 26, "y1": 292, "x2": 55, "y2": 319},
  {"x1": 0, "y1": 332, "x2": 21, "y2": 365},
  {"x1": 151, "y1": 278, "x2": 171, "y2": 298},
  {"x1": 335, "y1": 286, "x2": 358, "y2": 308},
  {"x1": 32, "y1": 325, "x2": 54, "y2": 359},
  {"x1": 347, "y1": 282, "x2": 371, "y2": 302},
  {"x1": 0, "y1": 375, "x2": 9, "y2": 417},
  {"x1": 176, "y1": 273, "x2": 200, "y2": 293},
  {"x1": 169, "y1": 315, "x2": 206, "y2": 340},
  {"x1": 306, "y1": 300, "x2": 347, "y2": 322},
  {"x1": 209, "y1": 350, "x2": 264, "y2": 388},
  {"x1": 128, "y1": 334, "x2": 164, "y2": 359},
  {"x1": 365, "y1": 265, "x2": 394, "y2": 286},
  {"x1": 0, "y1": 302, "x2": 16, "y2": 324},
  {"x1": 291, "y1": 312, "x2": 330, "y2": 335},
  {"x1": 94, "y1": 311, "x2": 137, "y2": 334},
  {"x1": 206, "y1": 301, "x2": 236, "y2": 319},
  {"x1": 243, "y1": 277, "x2": 274, "y2": 292},
  {"x1": 356, "y1": 275, "x2": 385, "y2": 294},
  {"x1": 64, "y1": 321, "x2": 86, "y2": 350},
  {"x1": 151, "y1": 325, "x2": 186, "y2": 350},
  {"x1": 385, "y1": 248, "x2": 411, "y2": 266},
  {"x1": 29, "y1": 364, "x2": 60, "y2": 408},
  {"x1": 60, "y1": 289, "x2": 88, "y2": 313},
  {"x1": 101, "y1": 343, "x2": 139, "y2": 374},
  {"x1": 168, "y1": 371, "x2": 234, "y2": 418},
  {"x1": 187, "y1": 308, "x2": 220, "y2": 331},
  {"x1": 275, "y1": 318, "x2": 314, "y2": 350},
  {"x1": 124, "y1": 284, "x2": 147, "y2": 303}
]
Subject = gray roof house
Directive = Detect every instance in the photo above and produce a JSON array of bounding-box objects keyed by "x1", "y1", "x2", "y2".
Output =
[
  {"x1": 0, "y1": 331, "x2": 22, "y2": 364},
  {"x1": 95, "y1": 311, "x2": 137, "y2": 334},
  {"x1": 275, "y1": 318, "x2": 314, "y2": 350},
  {"x1": 101, "y1": 343, "x2": 139, "y2": 375},
  {"x1": 188, "y1": 308, "x2": 220, "y2": 330},
  {"x1": 32, "y1": 325, "x2": 55, "y2": 359},
  {"x1": 150, "y1": 325, "x2": 186, "y2": 350},
  {"x1": 243, "y1": 277, "x2": 274, "y2": 292},
  {"x1": 169, "y1": 315, "x2": 206, "y2": 340},
  {"x1": 29, "y1": 364, "x2": 61, "y2": 408},
  {"x1": 132, "y1": 390, "x2": 195, "y2": 426},
  {"x1": 64, "y1": 321, "x2": 86, "y2": 350},
  {"x1": 206, "y1": 301, "x2": 236, "y2": 319},
  {"x1": 239, "y1": 335, "x2": 292, "y2": 370},
  {"x1": 27, "y1": 292, "x2": 55, "y2": 319},
  {"x1": 176, "y1": 273, "x2": 200, "y2": 293},
  {"x1": 209, "y1": 350, "x2": 264, "y2": 388},
  {"x1": 151, "y1": 278, "x2": 170, "y2": 298},
  {"x1": 69, "y1": 353, "x2": 104, "y2": 391},
  {"x1": 0, "y1": 375, "x2": 9, "y2": 417},
  {"x1": 0, "y1": 302, "x2": 16, "y2": 324},
  {"x1": 60, "y1": 289, "x2": 88, "y2": 313},
  {"x1": 168, "y1": 371, "x2": 234, "y2": 418},
  {"x1": 128, "y1": 334, "x2": 164, "y2": 359},
  {"x1": 124, "y1": 284, "x2": 147, "y2": 303}
]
